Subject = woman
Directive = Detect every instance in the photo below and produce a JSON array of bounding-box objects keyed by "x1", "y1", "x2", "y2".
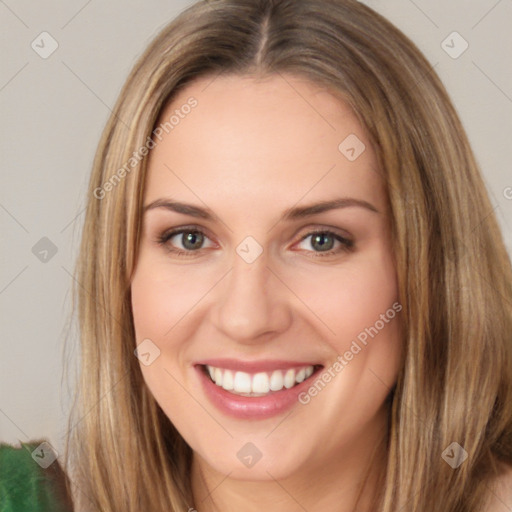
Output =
[{"x1": 4, "y1": 0, "x2": 511, "y2": 510}]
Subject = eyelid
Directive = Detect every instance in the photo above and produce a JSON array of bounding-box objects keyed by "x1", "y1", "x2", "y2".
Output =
[
  {"x1": 292, "y1": 223, "x2": 353, "y2": 241},
  {"x1": 288, "y1": 220, "x2": 351, "y2": 240}
]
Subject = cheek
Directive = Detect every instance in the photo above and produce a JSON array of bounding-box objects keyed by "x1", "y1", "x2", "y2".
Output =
[
  {"x1": 130, "y1": 261, "x2": 200, "y2": 425},
  {"x1": 288, "y1": 247, "x2": 399, "y2": 346},
  {"x1": 131, "y1": 276, "x2": 170, "y2": 343},
  {"x1": 130, "y1": 258, "x2": 209, "y2": 342},
  {"x1": 334, "y1": 268, "x2": 398, "y2": 342}
]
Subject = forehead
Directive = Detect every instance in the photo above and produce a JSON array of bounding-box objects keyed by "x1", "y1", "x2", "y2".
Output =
[{"x1": 144, "y1": 74, "x2": 386, "y2": 216}]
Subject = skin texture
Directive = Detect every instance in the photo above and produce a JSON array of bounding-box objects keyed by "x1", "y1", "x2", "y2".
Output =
[{"x1": 130, "y1": 74, "x2": 403, "y2": 512}]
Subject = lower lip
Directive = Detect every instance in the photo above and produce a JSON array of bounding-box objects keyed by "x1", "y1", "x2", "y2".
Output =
[{"x1": 195, "y1": 365, "x2": 322, "y2": 420}]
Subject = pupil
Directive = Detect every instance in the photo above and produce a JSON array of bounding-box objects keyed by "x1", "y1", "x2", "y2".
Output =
[
  {"x1": 183, "y1": 232, "x2": 203, "y2": 250},
  {"x1": 313, "y1": 233, "x2": 333, "y2": 251}
]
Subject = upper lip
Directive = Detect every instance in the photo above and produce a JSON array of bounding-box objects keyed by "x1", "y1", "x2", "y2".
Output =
[{"x1": 195, "y1": 358, "x2": 323, "y2": 373}]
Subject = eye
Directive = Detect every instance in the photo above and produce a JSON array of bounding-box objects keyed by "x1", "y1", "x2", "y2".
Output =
[
  {"x1": 295, "y1": 230, "x2": 354, "y2": 257},
  {"x1": 157, "y1": 227, "x2": 215, "y2": 257},
  {"x1": 156, "y1": 227, "x2": 354, "y2": 259}
]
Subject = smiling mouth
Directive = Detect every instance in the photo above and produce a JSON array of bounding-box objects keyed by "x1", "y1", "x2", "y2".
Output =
[{"x1": 200, "y1": 364, "x2": 323, "y2": 397}]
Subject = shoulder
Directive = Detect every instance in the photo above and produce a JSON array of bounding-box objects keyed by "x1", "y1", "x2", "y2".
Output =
[
  {"x1": 486, "y1": 462, "x2": 512, "y2": 512},
  {"x1": 0, "y1": 440, "x2": 74, "y2": 511}
]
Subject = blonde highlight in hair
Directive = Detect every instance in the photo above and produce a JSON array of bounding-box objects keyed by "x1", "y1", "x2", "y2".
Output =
[{"x1": 64, "y1": 0, "x2": 512, "y2": 510}]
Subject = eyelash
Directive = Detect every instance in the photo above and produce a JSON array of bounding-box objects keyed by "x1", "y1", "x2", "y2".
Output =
[{"x1": 156, "y1": 226, "x2": 354, "y2": 259}]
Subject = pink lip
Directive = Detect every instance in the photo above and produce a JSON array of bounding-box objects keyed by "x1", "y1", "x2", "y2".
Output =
[
  {"x1": 194, "y1": 363, "x2": 323, "y2": 420},
  {"x1": 195, "y1": 358, "x2": 320, "y2": 373}
]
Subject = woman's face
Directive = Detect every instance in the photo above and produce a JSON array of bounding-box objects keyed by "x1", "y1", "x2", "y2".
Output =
[{"x1": 131, "y1": 74, "x2": 402, "y2": 481}]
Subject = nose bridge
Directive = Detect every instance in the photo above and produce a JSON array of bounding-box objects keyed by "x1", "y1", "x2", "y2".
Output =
[{"x1": 213, "y1": 251, "x2": 290, "y2": 342}]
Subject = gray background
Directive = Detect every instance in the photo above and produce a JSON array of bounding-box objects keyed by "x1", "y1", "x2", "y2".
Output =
[{"x1": 1, "y1": 0, "x2": 511, "y2": 457}]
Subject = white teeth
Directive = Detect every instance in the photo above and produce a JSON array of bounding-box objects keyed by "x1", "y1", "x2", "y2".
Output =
[
  {"x1": 252, "y1": 372, "x2": 270, "y2": 393},
  {"x1": 283, "y1": 369, "x2": 295, "y2": 389},
  {"x1": 214, "y1": 367, "x2": 223, "y2": 386},
  {"x1": 295, "y1": 368, "x2": 306, "y2": 383},
  {"x1": 205, "y1": 364, "x2": 316, "y2": 395},
  {"x1": 233, "y1": 371, "x2": 252, "y2": 393},
  {"x1": 222, "y1": 369, "x2": 234, "y2": 390},
  {"x1": 269, "y1": 370, "x2": 284, "y2": 391}
]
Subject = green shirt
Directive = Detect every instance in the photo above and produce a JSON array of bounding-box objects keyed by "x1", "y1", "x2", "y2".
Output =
[{"x1": 0, "y1": 441, "x2": 73, "y2": 512}]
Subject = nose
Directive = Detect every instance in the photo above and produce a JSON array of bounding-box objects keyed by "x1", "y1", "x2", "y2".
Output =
[{"x1": 211, "y1": 253, "x2": 293, "y2": 344}]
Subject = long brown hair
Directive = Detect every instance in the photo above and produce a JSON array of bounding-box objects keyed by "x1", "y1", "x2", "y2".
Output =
[{"x1": 64, "y1": 0, "x2": 512, "y2": 510}]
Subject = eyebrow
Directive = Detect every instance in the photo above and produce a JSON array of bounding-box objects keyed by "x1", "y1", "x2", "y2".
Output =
[{"x1": 143, "y1": 197, "x2": 379, "y2": 221}]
